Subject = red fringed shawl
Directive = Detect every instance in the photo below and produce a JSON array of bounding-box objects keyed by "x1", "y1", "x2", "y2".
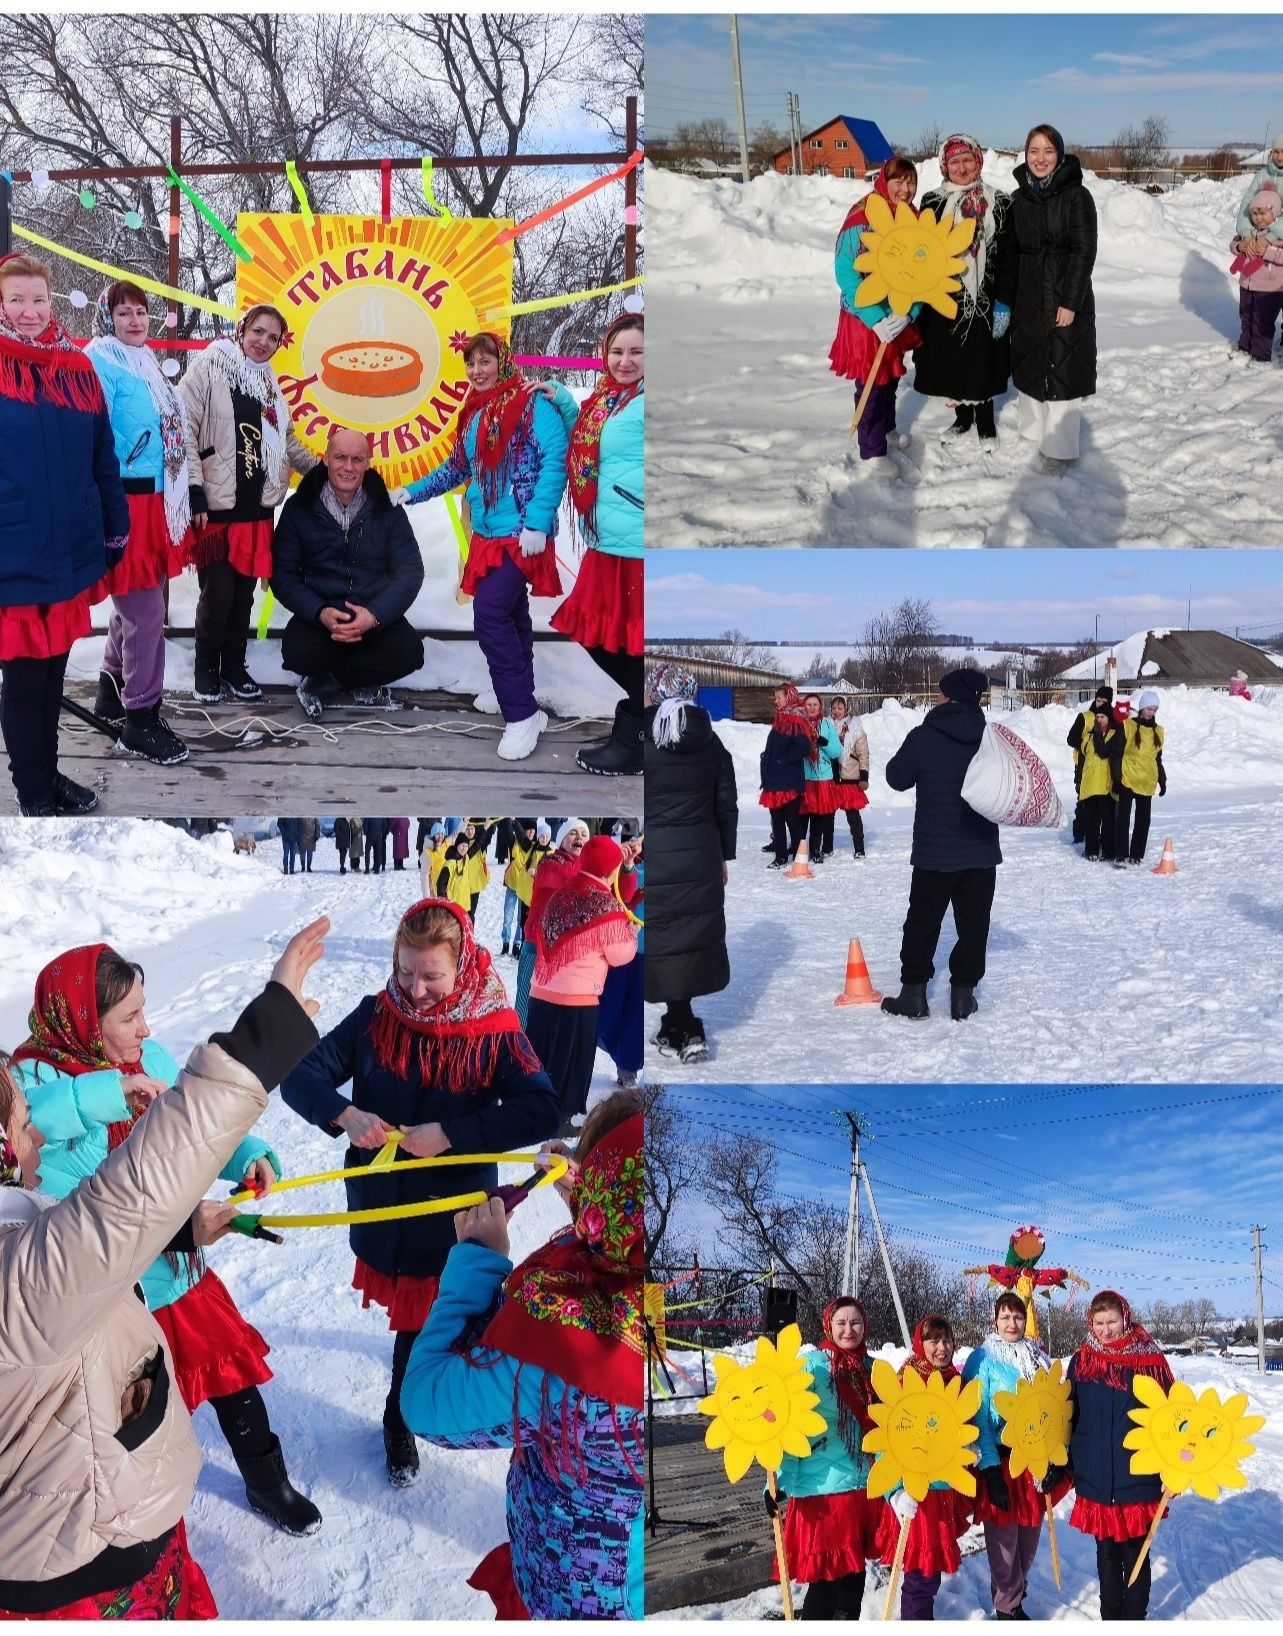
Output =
[
  {"x1": 531, "y1": 874, "x2": 636, "y2": 979},
  {"x1": 457, "y1": 335, "x2": 536, "y2": 515},
  {"x1": 772, "y1": 684, "x2": 818, "y2": 755},
  {"x1": 821, "y1": 1297, "x2": 875, "y2": 1451},
  {"x1": 1071, "y1": 1291, "x2": 1174, "y2": 1391},
  {"x1": 0, "y1": 317, "x2": 107, "y2": 416},
  {"x1": 567, "y1": 318, "x2": 643, "y2": 536}
]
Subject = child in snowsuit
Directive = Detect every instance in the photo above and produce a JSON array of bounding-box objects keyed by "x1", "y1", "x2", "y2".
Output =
[
  {"x1": 402, "y1": 1095, "x2": 644, "y2": 1620},
  {"x1": 759, "y1": 684, "x2": 814, "y2": 867},
  {"x1": 1114, "y1": 691, "x2": 1166, "y2": 865},
  {"x1": 1076, "y1": 705, "x2": 1122, "y2": 860},
  {"x1": 1231, "y1": 186, "x2": 1283, "y2": 361},
  {"x1": 1233, "y1": 136, "x2": 1283, "y2": 242},
  {"x1": 769, "y1": 1298, "x2": 886, "y2": 1620},
  {"x1": 1066, "y1": 1290, "x2": 1174, "y2": 1620}
]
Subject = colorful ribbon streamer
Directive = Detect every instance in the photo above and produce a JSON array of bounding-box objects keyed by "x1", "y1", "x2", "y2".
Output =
[
  {"x1": 10, "y1": 224, "x2": 237, "y2": 317},
  {"x1": 165, "y1": 165, "x2": 252, "y2": 263},
  {"x1": 380, "y1": 158, "x2": 393, "y2": 226},
  {"x1": 518, "y1": 354, "x2": 602, "y2": 369},
  {"x1": 284, "y1": 160, "x2": 315, "y2": 230},
  {"x1": 445, "y1": 491, "x2": 470, "y2": 573},
  {"x1": 420, "y1": 156, "x2": 454, "y2": 221},
  {"x1": 480, "y1": 275, "x2": 642, "y2": 321},
  {"x1": 495, "y1": 148, "x2": 645, "y2": 246},
  {"x1": 255, "y1": 586, "x2": 276, "y2": 641}
]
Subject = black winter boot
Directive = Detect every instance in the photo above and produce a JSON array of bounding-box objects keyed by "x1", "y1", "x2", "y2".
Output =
[
  {"x1": 94, "y1": 670, "x2": 125, "y2": 726},
  {"x1": 881, "y1": 982, "x2": 930, "y2": 1019},
  {"x1": 221, "y1": 645, "x2": 263, "y2": 701},
  {"x1": 975, "y1": 400, "x2": 997, "y2": 440},
  {"x1": 51, "y1": 772, "x2": 100, "y2": 814},
  {"x1": 383, "y1": 1422, "x2": 420, "y2": 1487},
  {"x1": 942, "y1": 403, "x2": 975, "y2": 439},
  {"x1": 237, "y1": 1435, "x2": 322, "y2": 1535},
  {"x1": 950, "y1": 984, "x2": 979, "y2": 1021},
  {"x1": 576, "y1": 701, "x2": 643, "y2": 776},
  {"x1": 118, "y1": 704, "x2": 190, "y2": 765},
  {"x1": 193, "y1": 651, "x2": 222, "y2": 703}
]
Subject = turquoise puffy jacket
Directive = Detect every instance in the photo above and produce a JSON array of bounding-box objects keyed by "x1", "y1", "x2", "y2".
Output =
[
  {"x1": 406, "y1": 392, "x2": 569, "y2": 538},
  {"x1": 547, "y1": 384, "x2": 643, "y2": 558},
  {"x1": 17, "y1": 1038, "x2": 281, "y2": 1312},
  {"x1": 86, "y1": 343, "x2": 192, "y2": 489},
  {"x1": 774, "y1": 1347, "x2": 875, "y2": 1497}
]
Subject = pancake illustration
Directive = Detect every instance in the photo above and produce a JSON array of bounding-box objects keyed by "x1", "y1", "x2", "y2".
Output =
[{"x1": 320, "y1": 340, "x2": 424, "y2": 398}]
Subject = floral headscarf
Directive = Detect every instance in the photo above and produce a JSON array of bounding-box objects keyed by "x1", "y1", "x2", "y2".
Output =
[
  {"x1": 457, "y1": 333, "x2": 535, "y2": 515},
  {"x1": 567, "y1": 314, "x2": 643, "y2": 539},
  {"x1": 648, "y1": 660, "x2": 697, "y2": 748}
]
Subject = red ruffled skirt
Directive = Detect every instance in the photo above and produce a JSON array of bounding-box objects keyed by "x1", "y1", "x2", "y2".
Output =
[
  {"x1": 0, "y1": 1521, "x2": 217, "y2": 1621},
  {"x1": 973, "y1": 1456, "x2": 1072, "y2": 1529},
  {"x1": 152, "y1": 1268, "x2": 272, "y2": 1412},
  {"x1": 463, "y1": 534, "x2": 562, "y2": 599},
  {"x1": 353, "y1": 1259, "x2": 441, "y2": 1332},
  {"x1": 775, "y1": 1489, "x2": 886, "y2": 1582},
  {"x1": 831, "y1": 779, "x2": 869, "y2": 811},
  {"x1": 91, "y1": 491, "x2": 189, "y2": 601},
  {"x1": 467, "y1": 1542, "x2": 531, "y2": 1620},
  {"x1": 828, "y1": 308, "x2": 918, "y2": 385},
  {"x1": 876, "y1": 1488, "x2": 973, "y2": 1577},
  {"x1": 759, "y1": 788, "x2": 803, "y2": 810},
  {"x1": 189, "y1": 517, "x2": 274, "y2": 579},
  {"x1": 800, "y1": 779, "x2": 843, "y2": 815},
  {"x1": 0, "y1": 595, "x2": 91, "y2": 662},
  {"x1": 1069, "y1": 1493, "x2": 1162, "y2": 1543},
  {"x1": 550, "y1": 549, "x2": 642, "y2": 656}
]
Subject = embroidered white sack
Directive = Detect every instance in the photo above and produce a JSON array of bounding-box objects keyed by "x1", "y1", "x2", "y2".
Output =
[{"x1": 961, "y1": 722, "x2": 1065, "y2": 828}]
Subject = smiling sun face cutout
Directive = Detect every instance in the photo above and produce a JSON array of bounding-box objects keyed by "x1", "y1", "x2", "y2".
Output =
[
  {"x1": 1123, "y1": 1376, "x2": 1266, "y2": 1500},
  {"x1": 854, "y1": 194, "x2": 976, "y2": 320},
  {"x1": 992, "y1": 1361, "x2": 1072, "y2": 1482},
  {"x1": 864, "y1": 1358, "x2": 982, "y2": 1502},
  {"x1": 699, "y1": 1323, "x2": 827, "y2": 1483}
]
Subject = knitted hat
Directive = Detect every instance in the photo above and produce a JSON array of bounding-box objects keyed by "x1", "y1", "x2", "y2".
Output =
[
  {"x1": 1137, "y1": 690, "x2": 1160, "y2": 711},
  {"x1": 941, "y1": 133, "x2": 983, "y2": 168},
  {"x1": 939, "y1": 667, "x2": 987, "y2": 706},
  {"x1": 1234, "y1": 670, "x2": 1248, "y2": 681},
  {"x1": 1250, "y1": 186, "x2": 1282, "y2": 218},
  {"x1": 578, "y1": 835, "x2": 625, "y2": 881},
  {"x1": 537, "y1": 824, "x2": 552, "y2": 843},
  {"x1": 555, "y1": 818, "x2": 591, "y2": 850},
  {"x1": 1093, "y1": 684, "x2": 1114, "y2": 704}
]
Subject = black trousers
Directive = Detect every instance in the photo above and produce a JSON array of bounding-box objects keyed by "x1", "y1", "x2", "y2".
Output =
[
  {"x1": 281, "y1": 614, "x2": 425, "y2": 691},
  {"x1": 807, "y1": 811, "x2": 836, "y2": 857},
  {"x1": 1, "y1": 652, "x2": 69, "y2": 806},
  {"x1": 801, "y1": 1571, "x2": 866, "y2": 1620},
  {"x1": 195, "y1": 560, "x2": 256, "y2": 664},
  {"x1": 365, "y1": 832, "x2": 388, "y2": 872},
  {"x1": 1096, "y1": 1535, "x2": 1150, "y2": 1620},
  {"x1": 384, "y1": 1328, "x2": 421, "y2": 1435},
  {"x1": 769, "y1": 796, "x2": 807, "y2": 863},
  {"x1": 1081, "y1": 794, "x2": 1116, "y2": 860},
  {"x1": 1115, "y1": 785, "x2": 1152, "y2": 862},
  {"x1": 899, "y1": 865, "x2": 998, "y2": 986},
  {"x1": 586, "y1": 645, "x2": 644, "y2": 711},
  {"x1": 526, "y1": 996, "x2": 599, "y2": 1121},
  {"x1": 210, "y1": 1385, "x2": 273, "y2": 1463},
  {"x1": 844, "y1": 806, "x2": 866, "y2": 853}
]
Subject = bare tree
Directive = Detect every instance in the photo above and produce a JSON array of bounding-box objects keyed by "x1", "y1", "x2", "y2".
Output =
[
  {"x1": 749, "y1": 120, "x2": 788, "y2": 174},
  {"x1": 678, "y1": 630, "x2": 785, "y2": 674},
  {"x1": 578, "y1": 13, "x2": 644, "y2": 146},
  {"x1": 1114, "y1": 115, "x2": 1171, "y2": 182},
  {"x1": 912, "y1": 122, "x2": 943, "y2": 162},
  {"x1": 857, "y1": 597, "x2": 944, "y2": 697},
  {"x1": 643, "y1": 1083, "x2": 700, "y2": 1267},
  {"x1": 672, "y1": 116, "x2": 737, "y2": 169}
]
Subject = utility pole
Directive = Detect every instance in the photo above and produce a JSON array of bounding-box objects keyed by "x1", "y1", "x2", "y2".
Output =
[
  {"x1": 1252, "y1": 1225, "x2": 1267, "y2": 1374},
  {"x1": 838, "y1": 1112, "x2": 865, "y2": 1295},
  {"x1": 728, "y1": 16, "x2": 751, "y2": 185},
  {"x1": 861, "y1": 1165, "x2": 912, "y2": 1348}
]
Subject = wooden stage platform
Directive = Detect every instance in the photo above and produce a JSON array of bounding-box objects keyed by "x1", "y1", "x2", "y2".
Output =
[{"x1": 10, "y1": 681, "x2": 619, "y2": 818}]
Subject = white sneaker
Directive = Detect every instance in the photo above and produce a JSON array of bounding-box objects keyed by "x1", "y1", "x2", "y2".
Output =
[
  {"x1": 865, "y1": 454, "x2": 900, "y2": 480},
  {"x1": 894, "y1": 432, "x2": 912, "y2": 450},
  {"x1": 497, "y1": 709, "x2": 548, "y2": 761}
]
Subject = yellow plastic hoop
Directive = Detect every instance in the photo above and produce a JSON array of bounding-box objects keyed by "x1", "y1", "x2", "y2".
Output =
[{"x1": 227, "y1": 1138, "x2": 568, "y2": 1229}]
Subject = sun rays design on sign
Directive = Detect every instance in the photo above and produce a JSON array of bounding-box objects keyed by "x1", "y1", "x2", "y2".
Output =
[
  {"x1": 854, "y1": 195, "x2": 976, "y2": 319},
  {"x1": 993, "y1": 1361, "x2": 1073, "y2": 1482},
  {"x1": 699, "y1": 1323, "x2": 827, "y2": 1483},
  {"x1": 1124, "y1": 1377, "x2": 1266, "y2": 1501},
  {"x1": 864, "y1": 1358, "x2": 983, "y2": 1502}
]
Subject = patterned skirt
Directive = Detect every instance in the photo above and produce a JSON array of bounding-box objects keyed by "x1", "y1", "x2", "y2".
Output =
[{"x1": 0, "y1": 1522, "x2": 217, "y2": 1621}]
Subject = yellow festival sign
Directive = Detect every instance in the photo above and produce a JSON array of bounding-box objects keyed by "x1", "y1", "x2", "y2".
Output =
[{"x1": 235, "y1": 213, "x2": 514, "y2": 487}]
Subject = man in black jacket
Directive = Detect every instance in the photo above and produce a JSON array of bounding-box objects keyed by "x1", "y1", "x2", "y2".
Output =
[
  {"x1": 271, "y1": 427, "x2": 425, "y2": 718},
  {"x1": 881, "y1": 668, "x2": 1001, "y2": 1021}
]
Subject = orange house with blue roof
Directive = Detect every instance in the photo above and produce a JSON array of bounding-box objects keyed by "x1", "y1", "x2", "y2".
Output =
[{"x1": 771, "y1": 116, "x2": 894, "y2": 179}]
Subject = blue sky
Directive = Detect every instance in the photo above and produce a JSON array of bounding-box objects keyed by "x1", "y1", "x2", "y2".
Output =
[
  {"x1": 646, "y1": 15, "x2": 1283, "y2": 150},
  {"x1": 646, "y1": 549, "x2": 1283, "y2": 644},
  {"x1": 659, "y1": 1082, "x2": 1283, "y2": 1320}
]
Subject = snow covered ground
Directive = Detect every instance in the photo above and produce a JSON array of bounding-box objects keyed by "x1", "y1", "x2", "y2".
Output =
[
  {"x1": 649, "y1": 1348, "x2": 1283, "y2": 1621},
  {"x1": 645, "y1": 686, "x2": 1283, "y2": 1082},
  {"x1": 648, "y1": 159, "x2": 1283, "y2": 547},
  {"x1": 0, "y1": 818, "x2": 624, "y2": 1620}
]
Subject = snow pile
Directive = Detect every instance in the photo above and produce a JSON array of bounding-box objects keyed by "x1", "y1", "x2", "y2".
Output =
[{"x1": 648, "y1": 161, "x2": 1280, "y2": 546}]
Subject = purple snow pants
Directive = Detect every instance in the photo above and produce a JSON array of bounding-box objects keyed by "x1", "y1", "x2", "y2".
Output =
[
  {"x1": 1238, "y1": 286, "x2": 1283, "y2": 362},
  {"x1": 984, "y1": 1520, "x2": 1042, "y2": 1615},
  {"x1": 900, "y1": 1569, "x2": 941, "y2": 1620},
  {"x1": 472, "y1": 553, "x2": 537, "y2": 723},
  {"x1": 103, "y1": 584, "x2": 167, "y2": 711},
  {"x1": 853, "y1": 380, "x2": 898, "y2": 460}
]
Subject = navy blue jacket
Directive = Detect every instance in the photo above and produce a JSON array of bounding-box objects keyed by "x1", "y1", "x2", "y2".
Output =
[
  {"x1": 759, "y1": 727, "x2": 809, "y2": 796},
  {"x1": 280, "y1": 994, "x2": 559, "y2": 1278},
  {"x1": 1067, "y1": 1358, "x2": 1165, "y2": 1508},
  {"x1": 0, "y1": 386, "x2": 128, "y2": 607},
  {"x1": 884, "y1": 702, "x2": 1002, "y2": 871},
  {"x1": 270, "y1": 465, "x2": 424, "y2": 629}
]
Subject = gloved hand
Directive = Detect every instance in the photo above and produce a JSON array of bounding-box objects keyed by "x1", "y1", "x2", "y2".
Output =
[
  {"x1": 1040, "y1": 1463, "x2": 1070, "y2": 1495},
  {"x1": 519, "y1": 527, "x2": 547, "y2": 558},
  {"x1": 873, "y1": 313, "x2": 909, "y2": 344},
  {"x1": 1158, "y1": 773, "x2": 1167, "y2": 797},
  {"x1": 858, "y1": 771, "x2": 869, "y2": 786},
  {"x1": 890, "y1": 1489, "x2": 918, "y2": 1524},
  {"x1": 764, "y1": 1486, "x2": 786, "y2": 1519},
  {"x1": 992, "y1": 302, "x2": 1011, "y2": 339},
  {"x1": 389, "y1": 487, "x2": 410, "y2": 506},
  {"x1": 983, "y1": 1468, "x2": 1011, "y2": 1512},
  {"x1": 104, "y1": 534, "x2": 129, "y2": 569}
]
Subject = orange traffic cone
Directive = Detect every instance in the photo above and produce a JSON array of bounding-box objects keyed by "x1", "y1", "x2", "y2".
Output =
[
  {"x1": 834, "y1": 938, "x2": 882, "y2": 1006},
  {"x1": 785, "y1": 838, "x2": 816, "y2": 880},
  {"x1": 1151, "y1": 838, "x2": 1178, "y2": 875}
]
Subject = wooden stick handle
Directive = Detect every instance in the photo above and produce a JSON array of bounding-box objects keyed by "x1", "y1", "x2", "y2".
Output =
[
  {"x1": 849, "y1": 340, "x2": 890, "y2": 435},
  {"x1": 768, "y1": 1471, "x2": 795, "y2": 1621},
  {"x1": 1045, "y1": 1491, "x2": 1062, "y2": 1590},
  {"x1": 882, "y1": 1511, "x2": 912, "y2": 1621},
  {"x1": 1126, "y1": 1489, "x2": 1171, "y2": 1588}
]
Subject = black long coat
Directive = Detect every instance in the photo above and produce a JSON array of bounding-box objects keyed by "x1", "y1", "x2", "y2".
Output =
[
  {"x1": 913, "y1": 188, "x2": 1017, "y2": 404},
  {"x1": 1008, "y1": 156, "x2": 1098, "y2": 402},
  {"x1": 643, "y1": 705, "x2": 739, "y2": 1004},
  {"x1": 884, "y1": 701, "x2": 1002, "y2": 872}
]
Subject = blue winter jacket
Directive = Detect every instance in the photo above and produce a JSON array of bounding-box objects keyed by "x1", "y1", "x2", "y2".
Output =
[
  {"x1": 1067, "y1": 1354, "x2": 1165, "y2": 1509},
  {"x1": 405, "y1": 394, "x2": 570, "y2": 538},
  {"x1": 16, "y1": 1038, "x2": 281, "y2": 1311},
  {"x1": 547, "y1": 384, "x2": 643, "y2": 558},
  {"x1": 280, "y1": 994, "x2": 559, "y2": 1279},
  {"x1": 804, "y1": 718, "x2": 842, "y2": 783},
  {"x1": 0, "y1": 378, "x2": 129, "y2": 607},
  {"x1": 884, "y1": 701, "x2": 1003, "y2": 871},
  {"x1": 960, "y1": 1335, "x2": 1052, "y2": 1470},
  {"x1": 85, "y1": 342, "x2": 195, "y2": 494},
  {"x1": 403, "y1": 1240, "x2": 643, "y2": 1619},
  {"x1": 759, "y1": 727, "x2": 809, "y2": 796},
  {"x1": 775, "y1": 1347, "x2": 874, "y2": 1497}
]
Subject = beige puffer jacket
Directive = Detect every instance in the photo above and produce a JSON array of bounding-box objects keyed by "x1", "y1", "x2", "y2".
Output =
[
  {"x1": 836, "y1": 722, "x2": 870, "y2": 783},
  {"x1": 178, "y1": 343, "x2": 316, "y2": 514},
  {"x1": 0, "y1": 1042, "x2": 269, "y2": 1589}
]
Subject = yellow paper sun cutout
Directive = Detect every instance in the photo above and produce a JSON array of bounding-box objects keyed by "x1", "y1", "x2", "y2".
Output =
[
  {"x1": 854, "y1": 194, "x2": 976, "y2": 320},
  {"x1": 1123, "y1": 1376, "x2": 1266, "y2": 1501},
  {"x1": 993, "y1": 1361, "x2": 1073, "y2": 1482},
  {"x1": 864, "y1": 1357, "x2": 983, "y2": 1502},
  {"x1": 699, "y1": 1323, "x2": 827, "y2": 1484}
]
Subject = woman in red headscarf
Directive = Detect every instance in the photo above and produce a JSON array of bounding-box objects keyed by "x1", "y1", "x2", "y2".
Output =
[
  {"x1": 543, "y1": 313, "x2": 644, "y2": 776},
  {"x1": 830, "y1": 158, "x2": 924, "y2": 470},
  {"x1": 0, "y1": 252, "x2": 129, "y2": 815},
  {"x1": 759, "y1": 683, "x2": 816, "y2": 868},
  {"x1": 1066, "y1": 1289, "x2": 1175, "y2": 1620},
  {"x1": 768, "y1": 1296, "x2": 885, "y2": 1619},
  {"x1": 281, "y1": 897, "x2": 559, "y2": 1487},
  {"x1": 406, "y1": 334, "x2": 570, "y2": 763},
  {"x1": 402, "y1": 1090, "x2": 643, "y2": 1620}
]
